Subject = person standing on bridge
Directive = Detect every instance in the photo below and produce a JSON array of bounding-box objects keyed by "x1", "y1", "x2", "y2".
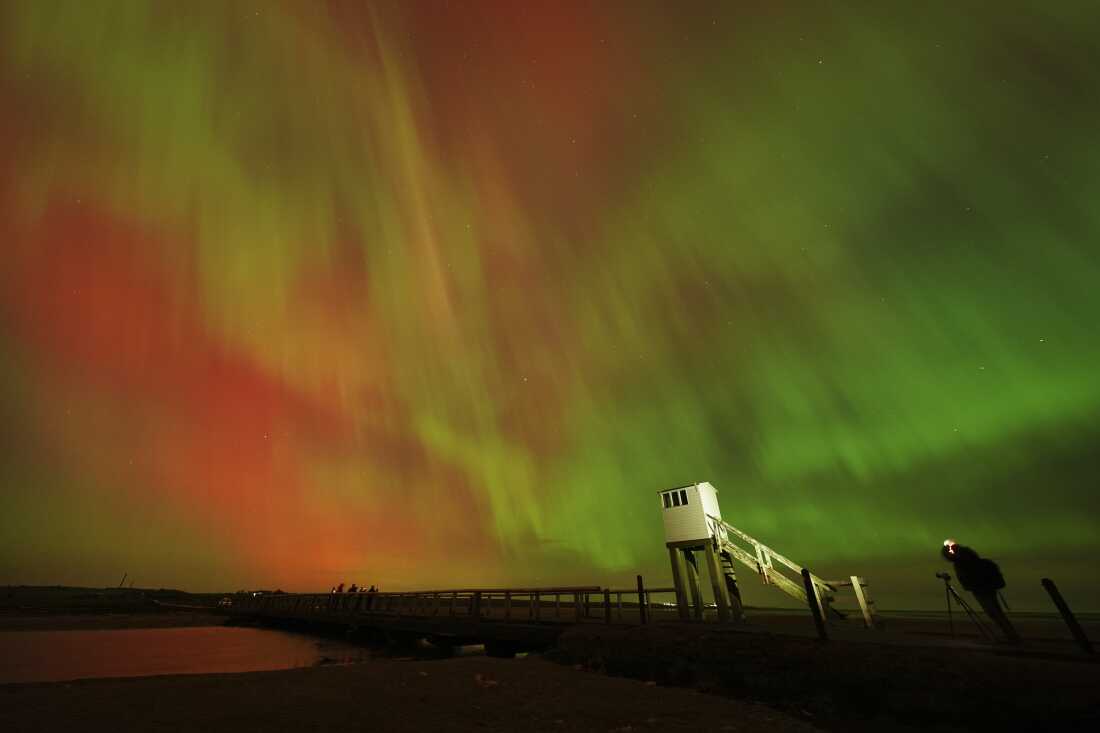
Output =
[{"x1": 942, "y1": 539, "x2": 1020, "y2": 644}]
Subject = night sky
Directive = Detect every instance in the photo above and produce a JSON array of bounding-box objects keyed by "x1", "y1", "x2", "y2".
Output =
[{"x1": 1, "y1": 2, "x2": 1097, "y2": 610}]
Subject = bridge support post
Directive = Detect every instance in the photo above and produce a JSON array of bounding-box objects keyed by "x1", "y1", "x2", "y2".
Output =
[
  {"x1": 683, "y1": 549, "x2": 704, "y2": 621},
  {"x1": 668, "y1": 546, "x2": 690, "y2": 621},
  {"x1": 705, "y1": 541, "x2": 733, "y2": 623},
  {"x1": 802, "y1": 568, "x2": 829, "y2": 641}
]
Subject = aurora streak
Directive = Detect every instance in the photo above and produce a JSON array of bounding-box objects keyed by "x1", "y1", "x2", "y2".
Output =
[{"x1": 1, "y1": 1, "x2": 1097, "y2": 609}]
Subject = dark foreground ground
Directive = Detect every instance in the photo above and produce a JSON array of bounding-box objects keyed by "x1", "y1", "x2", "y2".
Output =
[
  {"x1": 3, "y1": 587, "x2": 1098, "y2": 732},
  {"x1": 4, "y1": 626, "x2": 1097, "y2": 733},
  {"x1": 0, "y1": 654, "x2": 818, "y2": 733},
  {"x1": 553, "y1": 622, "x2": 1100, "y2": 732}
]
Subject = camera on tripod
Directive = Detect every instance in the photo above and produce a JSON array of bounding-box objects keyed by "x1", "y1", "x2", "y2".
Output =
[{"x1": 936, "y1": 570, "x2": 994, "y2": 640}]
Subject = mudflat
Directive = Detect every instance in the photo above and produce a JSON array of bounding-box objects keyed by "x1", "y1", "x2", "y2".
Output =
[{"x1": 0, "y1": 655, "x2": 819, "y2": 733}]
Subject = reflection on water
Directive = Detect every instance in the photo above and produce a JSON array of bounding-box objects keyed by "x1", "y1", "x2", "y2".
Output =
[{"x1": 0, "y1": 626, "x2": 369, "y2": 684}]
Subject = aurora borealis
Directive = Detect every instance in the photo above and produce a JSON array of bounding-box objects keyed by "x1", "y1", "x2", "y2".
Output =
[{"x1": 1, "y1": 2, "x2": 1097, "y2": 609}]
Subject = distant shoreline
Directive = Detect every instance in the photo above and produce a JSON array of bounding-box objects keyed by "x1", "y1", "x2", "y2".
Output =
[{"x1": 0, "y1": 612, "x2": 229, "y2": 632}]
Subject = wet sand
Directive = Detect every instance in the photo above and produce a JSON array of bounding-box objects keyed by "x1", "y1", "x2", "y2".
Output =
[{"x1": 0, "y1": 655, "x2": 820, "y2": 733}]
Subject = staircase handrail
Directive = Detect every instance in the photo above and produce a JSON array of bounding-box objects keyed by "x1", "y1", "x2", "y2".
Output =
[{"x1": 706, "y1": 514, "x2": 834, "y2": 591}]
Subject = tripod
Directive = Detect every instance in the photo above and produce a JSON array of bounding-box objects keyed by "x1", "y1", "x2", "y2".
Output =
[{"x1": 936, "y1": 572, "x2": 995, "y2": 642}]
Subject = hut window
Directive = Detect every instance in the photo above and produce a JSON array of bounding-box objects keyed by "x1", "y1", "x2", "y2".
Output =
[
  {"x1": 662, "y1": 493, "x2": 671, "y2": 509},
  {"x1": 680, "y1": 489, "x2": 689, "y2": 505},
  {"x1": 671, "y1": 491, "x2": 681, "y2": 507}
]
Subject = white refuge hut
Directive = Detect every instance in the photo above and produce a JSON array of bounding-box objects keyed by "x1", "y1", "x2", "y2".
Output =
[{"x1": 658, "y1": 481, "x2": 724, "y2": 546}]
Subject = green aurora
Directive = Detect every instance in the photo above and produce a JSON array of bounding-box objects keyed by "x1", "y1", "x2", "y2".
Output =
[{"x1": 0, "y1": 2, "x2": 1097, "y2": 609}]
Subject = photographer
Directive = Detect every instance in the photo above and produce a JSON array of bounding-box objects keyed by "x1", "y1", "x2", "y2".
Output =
[{"x1": 942, "y1": 539, "x2": 1021, "y2": 644}]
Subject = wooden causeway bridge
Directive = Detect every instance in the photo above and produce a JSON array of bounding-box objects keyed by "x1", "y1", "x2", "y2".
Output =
[{"x1": 228, "y1": 583, "x2": 678, "y2": 657}]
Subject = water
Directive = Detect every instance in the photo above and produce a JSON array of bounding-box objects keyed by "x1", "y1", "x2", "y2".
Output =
[{"x1": 0, "y1": 626, "x2": 370, "y2": 684}]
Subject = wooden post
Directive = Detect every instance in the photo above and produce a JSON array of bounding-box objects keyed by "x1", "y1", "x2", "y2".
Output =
[
  {"x1": 617, "y1": 591, "x2": 623, "y2": 622},
  {"x1": 683, "y1": 550, "x2": 704, "y2": 621},
  {"x1": 472, "y1": 591, "x2": 482, "y2": 621},
  {"x1": 705, "y1": 542, "x2": 732, "y2": 623},
  {"x1": 1042, "y1": 578, "x2": 1094, "y2": 655},
  {"x1": 505, "y1": 591, "x2": 512, "y2": 620},
  {"x1": 534, "y1": 591, "x2": 541, "y2": 621},
  {"x1": 801, "y1": 568, "x2": 828, "y2": 641},
  {"x1": 850, "y1": 576, "x2": 875, "y2": 629},
  {"x1": 637, "y1": 575, "x2": 648, "y2": 625},
  {"x1": 814, "y1": 582, "x2": 832, "y2": 620},
  {"x1": 668, "y1": 546, "x2": 690, "y2": 621},
  {"x1": 604, "y1": 589, "x2": 612, "y2": 624},
  {"x1": 574, "y1": 592, "x2": 583, "y2": 621}
]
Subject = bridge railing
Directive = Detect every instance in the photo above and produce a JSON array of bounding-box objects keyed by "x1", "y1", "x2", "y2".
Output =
[
  {"x1": 577, "y1": 586, "x2": 678, "y2": 624},
  {"x1": 230, "y1": 584, "x2": 680, "y2": 625}
]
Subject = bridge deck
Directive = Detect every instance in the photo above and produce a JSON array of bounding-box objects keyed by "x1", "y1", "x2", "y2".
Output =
[{"x1": 227, "y1": 586, "x2": 682, "y2": 651}]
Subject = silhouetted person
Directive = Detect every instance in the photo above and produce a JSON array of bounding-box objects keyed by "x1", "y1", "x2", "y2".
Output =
[
  {"x1": 942, "y1": 539, "x2": 1020, "y2": 644},
  {"x1": 348, "y1": 583, "x2": 358, "y2": 593},
  {"x1": 336, "y1": 583, "x2": 345, "y2": 593}
]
